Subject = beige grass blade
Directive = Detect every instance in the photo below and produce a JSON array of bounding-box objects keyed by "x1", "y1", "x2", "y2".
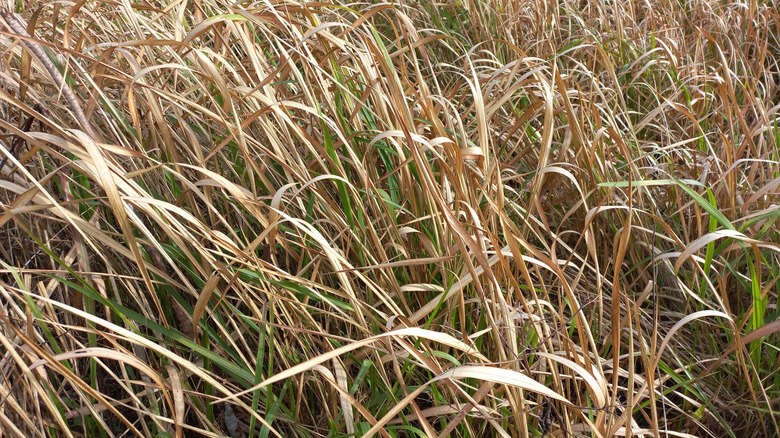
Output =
[{"x1": 218, "y1": 327, "x2": 488, "y2": 403}]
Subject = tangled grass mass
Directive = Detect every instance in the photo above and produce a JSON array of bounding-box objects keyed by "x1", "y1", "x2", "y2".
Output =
[{"x1": 0, "y1": 0, "x2": 779, "y2": 437}]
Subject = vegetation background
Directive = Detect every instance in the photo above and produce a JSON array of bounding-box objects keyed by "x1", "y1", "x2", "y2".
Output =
[{"x1": 0, "y1": 0, "x2": 778, "y2": 436}]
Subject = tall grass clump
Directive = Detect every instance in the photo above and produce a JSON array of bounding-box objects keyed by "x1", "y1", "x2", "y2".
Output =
[{"x1": 0, "y1": 0, "x2": 778, "y2": 436}]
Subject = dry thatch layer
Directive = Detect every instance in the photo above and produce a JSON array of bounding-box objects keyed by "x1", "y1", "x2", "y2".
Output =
[{"x1": 0, "y1": 0, "x2": 778, "y2": 436}]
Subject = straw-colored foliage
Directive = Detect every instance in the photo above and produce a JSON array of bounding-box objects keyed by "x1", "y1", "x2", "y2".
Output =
[{"x1": 0, "y1": 0, "x2": 778, "y2": 436}]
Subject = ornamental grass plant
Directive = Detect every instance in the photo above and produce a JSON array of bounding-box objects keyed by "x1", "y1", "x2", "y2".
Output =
[{"x1": 0, "y1": 0, "x2": 778, "y2": 437}]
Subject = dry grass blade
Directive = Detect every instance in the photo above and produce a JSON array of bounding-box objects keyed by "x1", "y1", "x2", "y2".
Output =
[{"x1": 0, "y1": 0, "x2": 778, "y2": 436}]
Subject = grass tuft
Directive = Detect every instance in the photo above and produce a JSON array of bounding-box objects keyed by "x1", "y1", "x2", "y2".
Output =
[{"x1": 0, "y1": 0, "x2": 778, "y2": 436}]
